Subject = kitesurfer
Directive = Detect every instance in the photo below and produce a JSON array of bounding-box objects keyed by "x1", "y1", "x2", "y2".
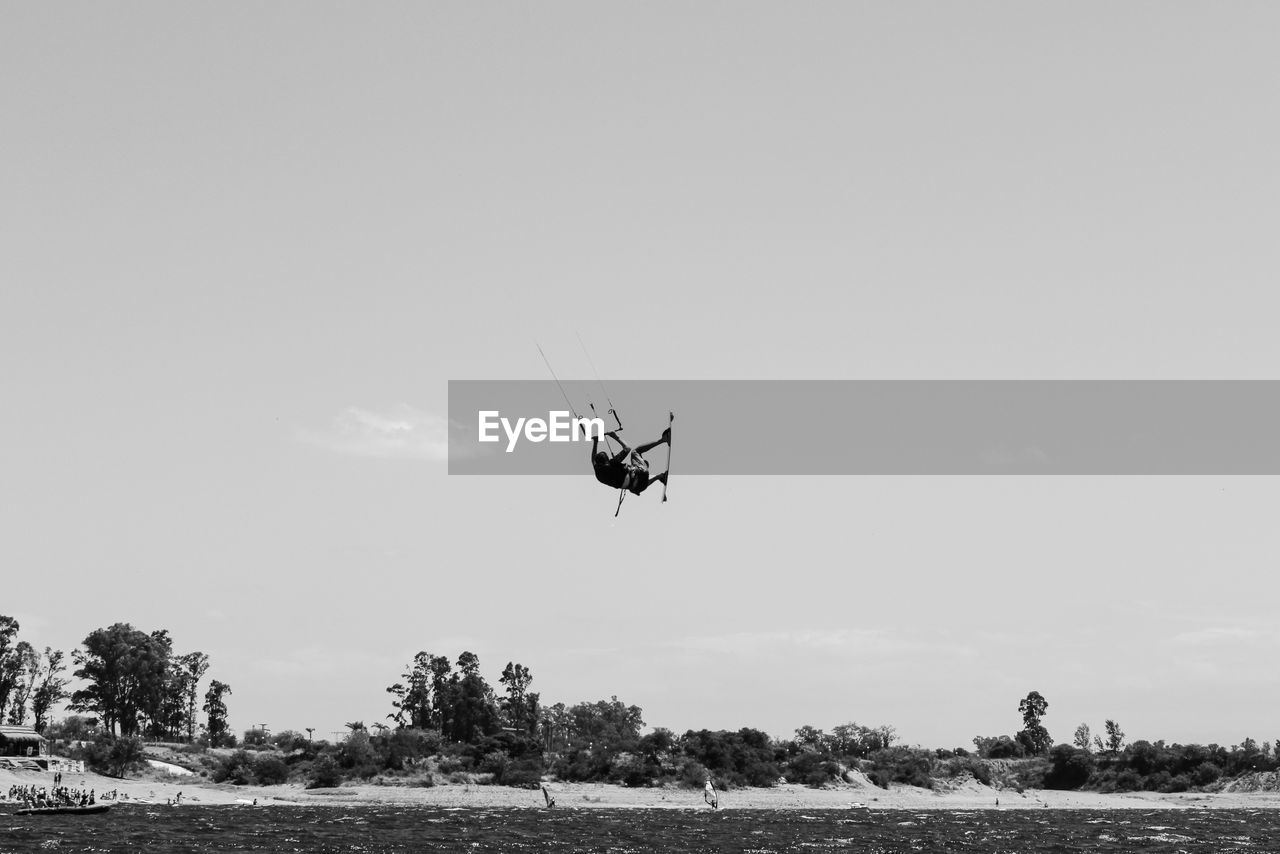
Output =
[{"x1": 592, "y1": 428, "x2": 669, "y2": 495}]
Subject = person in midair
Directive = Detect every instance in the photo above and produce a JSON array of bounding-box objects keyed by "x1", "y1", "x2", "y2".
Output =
[{"x1": 591, "y1": 427, "x2": 669, "y2": 495}]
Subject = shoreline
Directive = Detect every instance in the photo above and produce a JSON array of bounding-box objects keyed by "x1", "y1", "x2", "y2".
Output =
[{"x1": 7, "y1": 769, "x2": 1280, "y2": 811}]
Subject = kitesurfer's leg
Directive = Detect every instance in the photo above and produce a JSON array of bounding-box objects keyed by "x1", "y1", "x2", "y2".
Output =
[{"x1": 632, "y1": 431, "x2": 669, "y2": 456}]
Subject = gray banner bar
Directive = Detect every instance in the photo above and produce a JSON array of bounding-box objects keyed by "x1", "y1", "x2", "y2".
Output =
[{"x1": 448, "y1": 381, "x2": 1280, "y2": 474}]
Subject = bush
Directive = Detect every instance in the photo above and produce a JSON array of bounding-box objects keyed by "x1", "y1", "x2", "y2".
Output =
[
  {"x1": 381, "y1": 728, "x2": 441, "y2": 771},
  {"x1": 974, "y1": 736, "x2": 1024, "y2": 760},
  {"x1": 308, "y1": 754, "x2": 344, "y2": 789},
  {"x1": 1114, "y1": 769, "x2": 1143, "y2": 792},
  {"x1": 940, "y1": 755, "x2": 992, "y2": 786},
  {"x1": 339, "y1": 732, "x2": 379, "y2": 778},
  {"x1": 1192, "y1": 763, "x2": 1222, "y2": 787},
  {"x1": 213, "y1": 750, "x2": 257, "y2": 785},
  {"x1": 70, "y1": 734, "x2": 144, "y2": 778},
  {"x1": 785, "y1": 751, "x2": 841, "y2": 787},
  {"x1": 678, "y1": 760, "x2": 709, "y2": 788},
  {"x1": 679, "y1": 729, "x2": 780, "y2": 788},
  {"x1": 621, "y1": 764, "x2": 652, "y2": 788},
  {"x1": 437, "y1": 756, "x2": 471, "y2": 774},
  {"x1": 254, "y1": 754, "x2": 290, "y2": 785},
  {"x1": 495, "y1": 758, "x2": 544, "y2": 788},
  {"x1": 271, "y1": 731, "x2": 310, "y2": 752},
  {"x1": 865, "y1": 747, "x2": 934, "y2": 790},
  {"x1": 1044, "y1": 745, "x2": 1093, "y2": 790}
]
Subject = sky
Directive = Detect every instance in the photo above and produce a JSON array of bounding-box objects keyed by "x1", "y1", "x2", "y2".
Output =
[{"x1": 3, "y1": 1, "x2": 1280, "y2": 749}]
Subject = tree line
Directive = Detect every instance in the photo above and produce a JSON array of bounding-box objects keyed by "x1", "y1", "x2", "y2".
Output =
[
  {"x1": 967, "y1": 689, "x2": 1280, "y2": 794},
  {"x1": 1, "y1": 615, "x2": 231, "y2": 747},
  {"x1": 20, "y1": 628, "x2": 1278, "y2": 796},
  {"x1": 0, "y1": 616, "x2": 70, "y2": 732}
]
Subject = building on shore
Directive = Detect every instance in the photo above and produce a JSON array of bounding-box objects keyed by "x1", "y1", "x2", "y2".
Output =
[{"x1": 0, "y1": 725, "x2": 48, "y2": 758}]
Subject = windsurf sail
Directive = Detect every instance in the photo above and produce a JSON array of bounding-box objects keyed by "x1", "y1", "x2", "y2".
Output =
[{"x1": 704, "y1": 778, "x2": 718, "y2": 809}]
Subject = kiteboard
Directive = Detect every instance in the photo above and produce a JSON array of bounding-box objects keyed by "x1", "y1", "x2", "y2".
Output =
[{"x1": 662, "y1": 411, "x2": 673, "y2": 503}]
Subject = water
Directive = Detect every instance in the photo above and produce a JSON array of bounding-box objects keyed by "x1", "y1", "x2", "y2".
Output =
[{"x1": 4, "y1": 805, "x2": 1280, "y2": 853}]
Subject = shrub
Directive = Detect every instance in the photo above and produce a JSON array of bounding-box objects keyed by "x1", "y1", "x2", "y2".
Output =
[
  {"x1": 213, "y1": 750, "x2": 257, "y2": 785},
  {"x1": 1192, "y1": 763, "x2": 1222, "y2": 787},
  {"x1": 1044, "y1": 745, "x2": 1093, "y2": 790},
  {"x1": 972, "y1": 735, "x2": 1024, "y2": 759},
  {"x1": 381, "y1": 728, "x2": 442, "y2": 771},
  {"x1": 940, "y1": 755, "x2": 992, "y2": 786},
  {"x1": 254, "y1": 755, "x2": 290, "y2": 785},
  {"x1": 678, "y1": 760, "x2": 709, "y2": 788},
  {"x1": 307, "y1": 754, "x2": 344, "y2": 789},
  {"x1": 866, "y1": 747, "x2": 934, "y2": 790},
  {"x1": 496, "y1": 758, "x2": 544, "y2": 788},
  {"x1": 339, "y1": 732, "x2": 379, "y2": 778},
  {"x1": 77, "y1": 734, "x2": 146, "y2": 778},
  {"x1": 785, "y1": 751, "x2": 841, "y2": 787},
  {"x1": 1114, "y1": 769, "x2": 1143, "y2": 792},
  {"x1": 438, "y1": 756, "x2": 471, "y2": 774}
]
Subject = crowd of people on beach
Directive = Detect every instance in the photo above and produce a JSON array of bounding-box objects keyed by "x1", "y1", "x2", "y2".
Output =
[{"x1": 6, "y1": 782, "x2": 99, "y2": 809}]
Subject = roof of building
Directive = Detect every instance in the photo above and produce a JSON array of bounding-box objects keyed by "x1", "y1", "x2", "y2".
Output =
[{"x1": 0, "y1": 725, "x2": 47, "y2": 742}]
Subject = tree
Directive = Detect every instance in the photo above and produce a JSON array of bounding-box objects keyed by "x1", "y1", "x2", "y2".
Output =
[
  {"x1": 499, "y1": 661, "x2": 539, "y2": 735},
  {"x1": 176, "y1": 652, "x2": 210, "y2": 742},
  {"x1": 457, "y1": 651, "x2": 481, "y2": 677},
  {"x1": 447, "y1": 652, "x2": 498, "y2": 744},
  {"x1": 30, "y1": 647, "x2": 69, "y2": 733},
  {"x1": 0, "y1": 616, "x2": 23, "y2": 722},
  {"x1": 793, "y1": 725, "x2": 827, "y2": 752},
  {"x1": 427, "y1": 654, "x2": 454, "y2": 734},
  {"x1": 540, "y1": 702, "x2": 570, "y2": 753},
  {"x1": 5, "y1": 642, "x2": 39, "y2": 725},
  {"x1": 70, "y1": 623, "x2": 171, "y2": 736},
  {"x1": 1073, "y1": 723, "x2": 1092, "y2": 752},
  {"x1": 566, "y1": 696, "x2": 644, "y2": 747},
  {"x1": 203, "y1": 680, "x2": 232, "y2": 747},
  {"x1": 388, "y1": 652, "x2": 435, "y2": 729},
  {"x1": 972, "y1": 734, "x2": 1023, "y2": 759},
  {"x1": 1015, "y1": 690, "x2": 1052, "y2": 755},
  {"x1": 1102, "y1": 719, "x2": 1125, "y2": 754},
  {"x1": 82, "y1": 734, "x2": 147, "y2": 778}
]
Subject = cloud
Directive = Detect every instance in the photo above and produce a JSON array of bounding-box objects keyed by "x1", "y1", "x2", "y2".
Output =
[{"x1": 302, "y1": 405, "x2": 459, "y2": 461}]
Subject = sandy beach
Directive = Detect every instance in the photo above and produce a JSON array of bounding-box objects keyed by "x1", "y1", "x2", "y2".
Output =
[{"x1": 6, "y1": 767, "x2": 1280, "y2": 812}]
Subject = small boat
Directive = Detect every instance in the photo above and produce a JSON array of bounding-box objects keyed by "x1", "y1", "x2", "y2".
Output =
[{"x1": 16, "y1": 804, "x2": 111, "y2": 816}]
